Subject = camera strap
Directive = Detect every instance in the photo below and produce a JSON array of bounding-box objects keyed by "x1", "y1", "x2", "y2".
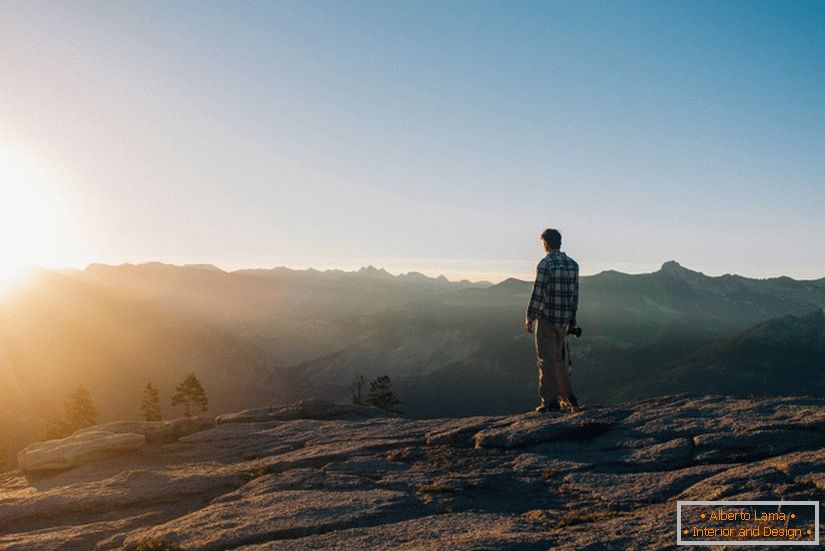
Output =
[{"x1": 565, "y1": 341, "x2": 573, "y2": 376}]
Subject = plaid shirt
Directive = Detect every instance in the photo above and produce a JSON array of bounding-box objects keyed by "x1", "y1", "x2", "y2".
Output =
[{"x1": 526, "y1": 250, "x2": 579, "y2": 325}]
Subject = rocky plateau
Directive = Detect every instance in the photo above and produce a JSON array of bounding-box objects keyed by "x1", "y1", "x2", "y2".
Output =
[{"x1": 1, "y1": 395, "x2": 824, "y2": 550}]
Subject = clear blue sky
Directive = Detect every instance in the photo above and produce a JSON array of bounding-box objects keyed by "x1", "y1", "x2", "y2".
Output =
[{"x1": 1, "y1": 0, "x2": 823, "y2": 282}]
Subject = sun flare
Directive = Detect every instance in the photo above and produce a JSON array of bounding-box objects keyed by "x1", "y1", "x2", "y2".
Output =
[{"x1": 0, "y1": 148, "x2": 73, "y2": 293}]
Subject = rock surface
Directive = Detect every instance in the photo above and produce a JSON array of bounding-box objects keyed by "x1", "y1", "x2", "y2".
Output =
[{"x1": 1, "y1": 395, "x2": 823, "y2": 550}]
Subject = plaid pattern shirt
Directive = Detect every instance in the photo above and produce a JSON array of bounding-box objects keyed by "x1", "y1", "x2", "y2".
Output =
[{"x1": 526, "y1": 250, "x2": 579, "y2": 326}]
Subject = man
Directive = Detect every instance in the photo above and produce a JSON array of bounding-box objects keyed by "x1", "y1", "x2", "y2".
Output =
[{"x1": 525, "y1": 228, "x2": 580, "y2": 413}]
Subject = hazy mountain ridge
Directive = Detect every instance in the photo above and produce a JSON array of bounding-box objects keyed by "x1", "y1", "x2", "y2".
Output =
[
  {"x1": 284, "y1": 261, "x2": 825, "y2": 415},
  {"x1": 81, "y1": 262, "x2": 490, "y2": 321},
  {"x1": 643, "y1": 308, "x2": 825, "y2": 399}
]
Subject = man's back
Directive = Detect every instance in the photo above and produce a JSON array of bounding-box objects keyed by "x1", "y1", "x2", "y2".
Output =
[{"x1": 526, "y1": 250, "x2": 579, "y2": 327}]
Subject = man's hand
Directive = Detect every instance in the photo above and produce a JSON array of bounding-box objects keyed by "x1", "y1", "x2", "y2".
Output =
[{"x1": 525, "y1": 319, "x2": 533, "y2": 333}]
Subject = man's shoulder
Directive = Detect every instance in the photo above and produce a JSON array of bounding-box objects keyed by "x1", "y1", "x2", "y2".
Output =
[
  {"x1": 564, "y1": 254, "x2": 579, "y2": 268},
  {"x1": 542, "y1": 252, "x2": 579, "y2": 270},
  {"x1": 559, "y1": 252, "x2": 579, "y2": 270}
]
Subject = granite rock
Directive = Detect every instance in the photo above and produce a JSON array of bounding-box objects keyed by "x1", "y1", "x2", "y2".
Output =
[{"x1": 1, "y1": 395, "x2": 823, "y2": 550}]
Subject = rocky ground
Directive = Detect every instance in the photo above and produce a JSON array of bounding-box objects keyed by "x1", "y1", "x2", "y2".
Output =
[{"x1": 1, "y1": 395, "x2": 823, "y2": 550}]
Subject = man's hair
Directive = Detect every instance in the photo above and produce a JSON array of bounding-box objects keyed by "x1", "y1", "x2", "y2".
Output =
[{"x1": 541, "y1": 228, "x2": 562, "y2": 249}]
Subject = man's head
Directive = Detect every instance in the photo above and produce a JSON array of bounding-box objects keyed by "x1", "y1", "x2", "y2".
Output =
[{"x1": 541, "y1": 228, "x2": 562, "y2": 253}]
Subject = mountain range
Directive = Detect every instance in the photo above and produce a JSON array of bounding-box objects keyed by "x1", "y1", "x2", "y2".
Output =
[{"x1": 1, "y1": 260, "x2": 823, "y2": 469}]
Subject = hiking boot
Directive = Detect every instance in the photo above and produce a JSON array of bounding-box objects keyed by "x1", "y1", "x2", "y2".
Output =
[
  {"x1": 560, "y1": 394, "x2": 581, "y2": 413},
  {"x1": 534, "y1": 400, "x2": 561, "y2": 413}
]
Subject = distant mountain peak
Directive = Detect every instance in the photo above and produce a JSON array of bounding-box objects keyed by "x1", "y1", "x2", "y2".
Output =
[
  {"x1": 398, "y1": 271, "x2": 430, "y2": 280},
  {"x1": 357, "y1": 265, "x2": 392, "y2": 278},
  {"x1": 489, "y1": 277, "x2": 529, "y2": 291},
  {"x1": 660, "y1": 260, "x2": 686, "y2": 272},
  {"x1": 658, "y1": 260, "x2": 705, "y2": 278},
  {"x1": 184, "y1": 264, "x2": 225, "y2": 273}
]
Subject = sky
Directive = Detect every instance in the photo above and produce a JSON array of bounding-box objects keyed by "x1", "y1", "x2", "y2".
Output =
[{"x1": 1, "y1": 0, "x2": 823, "y2": 283}]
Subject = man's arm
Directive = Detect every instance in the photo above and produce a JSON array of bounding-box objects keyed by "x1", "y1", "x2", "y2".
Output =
[
  {"x1": 525, "y1": 261, "x2": 547, "y2": 329},
  {"x1": 569, "y1": 268, "x2": 579, "y2": 326}
]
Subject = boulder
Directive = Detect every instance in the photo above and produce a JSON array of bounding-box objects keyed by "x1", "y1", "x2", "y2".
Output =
[
  {"x1": 75, "y1": 416, "x2": 215, "y2": 444},
  {"x1": 17, "y1": 431, "x2": 145, "y2": 473}
]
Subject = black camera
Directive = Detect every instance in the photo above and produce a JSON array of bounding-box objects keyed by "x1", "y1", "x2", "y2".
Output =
[{"x1": 567, "y1": 325, "x2": 582, "y2": 338}]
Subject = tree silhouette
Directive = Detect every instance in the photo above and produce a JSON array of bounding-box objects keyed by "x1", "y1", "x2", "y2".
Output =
[
  {"x1": 351, "y1": 374, "x2": 365, "y2": 405},
  {"x1": 171, "y1": 374, "x2": 208, "y2": 417},
  {"x1": 366, "y1": 375, "x2": 402, "y2": 414},
  {"x1": 140, "y1": 383, "x2": 162, "y2": 421},
  {"x1": 65, "y1": 386, "x2": 99, "y2": 431},
  {"x1": 42, "y1": 387, "x2": 98, "y2": 440}
]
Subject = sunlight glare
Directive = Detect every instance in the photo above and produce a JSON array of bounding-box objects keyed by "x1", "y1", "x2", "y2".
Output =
[{"x1": 0, "y1": 148, "x2": 73, "y2": 294}]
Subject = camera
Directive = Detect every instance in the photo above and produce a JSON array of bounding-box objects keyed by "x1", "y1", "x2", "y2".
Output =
[{"x1": 567, "y1": 324, "x2": 582, "y2": 338}]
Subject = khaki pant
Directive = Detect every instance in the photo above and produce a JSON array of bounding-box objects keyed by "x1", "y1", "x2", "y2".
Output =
[{"x1": 534, "y1": 318, "x2": 574, "y2": 406}]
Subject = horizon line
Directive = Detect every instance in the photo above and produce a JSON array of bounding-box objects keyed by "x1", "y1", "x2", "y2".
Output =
[{"x1": 30, "y1": 259, "x2": 825, "y2": 285}]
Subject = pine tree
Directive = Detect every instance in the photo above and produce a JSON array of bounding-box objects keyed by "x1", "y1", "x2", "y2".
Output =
[
  {"x1": 366, "y1": 375, "x2": 402, "y2": 414},
  {"x1": 351, "y1": 374, "x2": 365, "y2": 405},
  {"x1": 140, "y1": 383, "x2": 162, "y2": 421},
  {"x1": 171, "y1": 374, "x2": 208, "y2": 417},
  {"x1": 65, "y1": 386, "x2": 99, "y2": 431}
]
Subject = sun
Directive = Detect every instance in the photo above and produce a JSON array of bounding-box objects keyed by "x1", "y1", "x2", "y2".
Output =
[{"x1": 0, "y1": 148, "x2": 72, "y2": 293}]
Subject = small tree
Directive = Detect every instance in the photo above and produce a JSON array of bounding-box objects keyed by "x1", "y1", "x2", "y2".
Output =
[
  {"x1": 65, "y1": 386, "x2": 99, "y2": 431},
  {"x1": 351, "y1": 374, "x2": 365, "y2": 405},
  {"x1": 171, "y1": 374, "x2": 208, "y2": 417},
  {"x1": 366, "y1": 375, "x2": 402, "y2": 414},
  {"x1": 140, "y1": 383, "x2": 162, "y2": 421}
]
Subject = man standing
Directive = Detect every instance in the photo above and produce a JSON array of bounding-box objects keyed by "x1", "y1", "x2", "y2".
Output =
[{"x1": 525, "y1": 228, "x2": 580, "y2": 413}]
